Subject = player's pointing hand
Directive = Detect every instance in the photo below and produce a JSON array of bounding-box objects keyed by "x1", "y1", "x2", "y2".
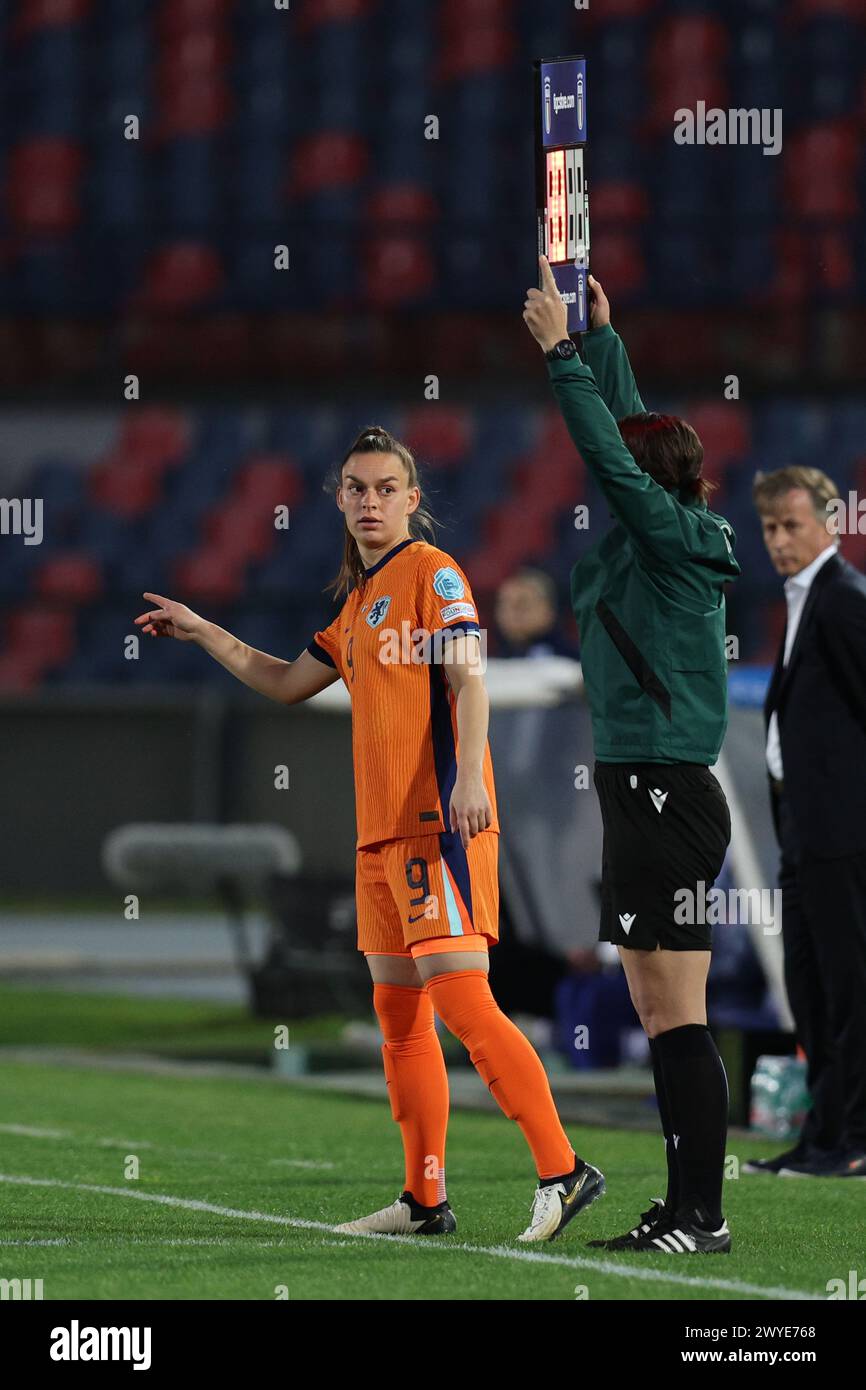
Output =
[
  {"x1": 523, "y1": 254, "x2": 570, "y2": 354},
  {"x1": 135, "y1": 592, "x2": 204, "y2": 643}
]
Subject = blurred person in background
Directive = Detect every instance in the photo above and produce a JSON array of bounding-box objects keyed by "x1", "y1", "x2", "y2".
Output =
[
  {"x1": 745, "y1": 468, "x2": 866, "y2": 1180},
  {"x1": 495, "y1": 568, "x2": 579, "y2": 660}
]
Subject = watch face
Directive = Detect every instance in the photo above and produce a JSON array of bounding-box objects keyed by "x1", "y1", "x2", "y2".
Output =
[{"x1": 559, "y1": 340, "x2": 576, "y2": 358}]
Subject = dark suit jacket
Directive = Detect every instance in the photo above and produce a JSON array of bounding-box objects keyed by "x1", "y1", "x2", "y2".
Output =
[{"x1": 765, "y1": 552, "x2": 866, "y2": 859}]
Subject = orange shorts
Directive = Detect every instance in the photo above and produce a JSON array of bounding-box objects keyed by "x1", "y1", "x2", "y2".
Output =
[{"x1": 356, "y1": 828, "x2": 500, "y2": 956}]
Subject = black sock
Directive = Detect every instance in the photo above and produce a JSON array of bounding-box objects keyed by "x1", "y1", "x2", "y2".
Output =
[
  {"x1": 648, "y1": 1036, "x2": 679, "y2": 1211},
  {"x1": 652, "y1": 1024, "x2": 728, "y2": 1228},
  {"x1": 539, "y1": 1155, "x2": 581, "y2": 1188}
]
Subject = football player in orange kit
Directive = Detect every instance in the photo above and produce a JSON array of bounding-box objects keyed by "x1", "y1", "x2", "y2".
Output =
[{"x1": 135, "y1": 424, "x2": 604, "y2": 1241}]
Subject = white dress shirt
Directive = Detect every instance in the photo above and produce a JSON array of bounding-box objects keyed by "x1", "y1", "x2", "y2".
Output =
[{"x1": 765, "y1": 543, "x2": 838, "y2": 780}]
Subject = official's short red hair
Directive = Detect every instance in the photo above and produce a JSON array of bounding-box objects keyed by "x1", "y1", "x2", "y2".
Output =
[{"x1": 618, "y1": 413, "x2": 716, "y2": 504}]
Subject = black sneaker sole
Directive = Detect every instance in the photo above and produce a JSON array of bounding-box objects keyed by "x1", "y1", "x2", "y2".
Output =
[
  {"x1": 587, "y1": 1227, "x2": 662, "y2": 1251},
  {"x1": 629, "y1": 1229, "x2": 732, "y2": 1254}
]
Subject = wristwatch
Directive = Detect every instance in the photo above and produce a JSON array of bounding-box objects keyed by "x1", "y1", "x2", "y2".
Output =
[{"x1": 545, "y1": 338, "x2": 578, "y2": 362}]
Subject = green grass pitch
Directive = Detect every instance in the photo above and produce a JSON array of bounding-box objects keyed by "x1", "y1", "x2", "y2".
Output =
[{"x1": 0, "y1": 1060, "x2": 859, "y2": 1301}]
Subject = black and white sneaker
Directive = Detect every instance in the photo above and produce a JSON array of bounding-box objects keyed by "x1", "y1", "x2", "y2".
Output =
[
  {"x1": 625, "y1": 1200, "x2": 731, "y2": 1254},
  {"x1": 587, "y1": 1197, "x2": 666, "y2": 1250},
  {"x1": 517, "y1": 1159, "x2": 606, "y2": 1242},
  {"x1": 335, "y1": 1190, "x2": 456, "y2": 1236}
]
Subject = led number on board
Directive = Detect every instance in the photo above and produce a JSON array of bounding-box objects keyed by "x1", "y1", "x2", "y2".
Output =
[{"x1": 546, "y1": 149, "x2": 567, "y2": 264}]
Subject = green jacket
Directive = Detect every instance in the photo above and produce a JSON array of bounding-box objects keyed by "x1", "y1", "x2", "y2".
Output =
[{"x1": 547, "y1": 323, "x2": 740, "y2": 764}]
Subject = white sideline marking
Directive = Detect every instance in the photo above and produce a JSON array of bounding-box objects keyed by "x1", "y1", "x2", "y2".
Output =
[
  {"x1": 267, "y1": 1158, "x2": 336, "y2": 1170},
  {"x1": 0, "y1": 1120, "x2": 334, "y2": 1169},
  {"x1": 0, "y1": 1238, "x2": 70, "y2": 1246},
  {"x1": 0, "y1": 1124, "x2": 69, "y2": 1139},
  {"x1": 0, "y1": 1173, "x2": 819, "y2": 1300}
]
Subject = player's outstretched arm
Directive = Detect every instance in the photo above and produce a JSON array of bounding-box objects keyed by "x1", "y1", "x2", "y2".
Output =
[{"x1": 135, "y1": 593, "x2": 339, "y2": 705}]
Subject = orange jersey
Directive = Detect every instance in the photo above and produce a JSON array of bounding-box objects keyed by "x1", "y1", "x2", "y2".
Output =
[{"x1": 307, "y1": 539, "x2": 499, "y2": 848}]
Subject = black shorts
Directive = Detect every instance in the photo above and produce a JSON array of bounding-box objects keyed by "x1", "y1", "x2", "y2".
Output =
[{"x1": 594, "y1": 761, "x2": 731, "y2": 951}]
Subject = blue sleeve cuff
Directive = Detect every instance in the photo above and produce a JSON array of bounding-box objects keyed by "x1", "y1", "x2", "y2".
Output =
[{"x1": 307, "y1": 639, "x2": 336, "y2": 668}]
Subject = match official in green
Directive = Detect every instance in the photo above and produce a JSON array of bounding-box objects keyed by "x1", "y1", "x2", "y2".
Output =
[{"x1": 524, "y1": 256, "x2": 740, "y2": 1254}]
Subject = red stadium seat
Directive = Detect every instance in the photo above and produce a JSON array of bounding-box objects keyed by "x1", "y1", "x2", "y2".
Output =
[
  {"x1": 157, "y1": 31, "x2": 234, "y2": 89},
  {"x1": 459, "y1": 545, "x2": 514, "y2": 592},
  {"x1": 649, "y1": 71, "x2": 730, "y2": 132},
  {"x1": 684, "y1": 404, "x2": 751, "y2": 464},
  {"x1": 291, "y1": 133, "x2": 369, "y2": 196},
  {"x1": 441, "y1": 0, "x2": 514, "y2": 24},
  {"x1": 203, "y1": 507, "x2": 276, "y2": 561},
  {"x1": 650, "y1": 16, "x2": 729, "y2": 71},
  {"x1": 814, "y1": 230, "x2": 855, "y2": 292},
  {"x1": 118, "y1": 410, "x2": 190, "y2": 467},
  {"x1": 131, "y1": 243, "x2": 224, "y2": 311},
  {"x1": 401, "y1": 408, "x2": 473, "y2": 466},
  {"x1": 35, "y1": 554, "x2": 103, "y2": 604},
  {"x1": 88, "y1": 463, "x2": 162, "y2": 517},
  {"x1": 5, "y1": 605, "x2": 74, "y2": 664},
  {"x1": 771, "y1": 230, "x2": 808, "y2": 305},
  {"x1": 591, "y1": 181, "x2": 648, "y2": 224},
  {"x1": 363, "y1": 184, "x2": 439, "y2": 224},
  {"x1": 590, "y1": 232, "x2": 647, "y2": 297},
  {"x1": 8, "y1": 137, "x2": 84, "y2": 176},
  {"x1": 172, "y1": 549, "x2": 245, "y2": 602},
  {"x1": 235, "y1": 455, "x2": 304, "y2": 509},
  {"x1": 159, "y1": 81, "x2": 231, "y2": 136},
  {"x1": 784, "y1": 123, "x2": 860, "y2": 220},
  {"x1": 7, "y1": 138, "x2": 84, "y2": 230},
  {"x1": 438, "y1": 29, "x2": 516, "y2": 81},
  {"x1": 156, "y1": 0, "x2": 234, "y2": 34},
  {"x1": 7, "y1": 179, "x2": 80, "y2": 234},
  {"x1": 584, "y1": 0, "x2": 656, "y2": 15},
  {"x1": 0, "y1": 652, "x2": 44, "y2": 692},
  {"x1": 296, "y1": 0, "x2": 375, "y2": 33},
  {"x1": 363, "y1": 235, "x2": 435, "y2": 307},
  {"x1": 12, "y1": 0, "x2": 92, "y2": 36},
  {"x1": 793, "y1": 0, "x2": 866, "y2": 16}
]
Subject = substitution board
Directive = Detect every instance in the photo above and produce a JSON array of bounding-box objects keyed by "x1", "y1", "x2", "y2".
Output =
[{"x1": 534, "y1": 54, "x2": 590, "y2": 333}]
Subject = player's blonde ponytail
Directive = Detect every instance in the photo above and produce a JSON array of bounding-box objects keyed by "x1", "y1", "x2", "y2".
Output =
[{"x1": 326, "y1": 425, "x2": 436, "y2": 597}]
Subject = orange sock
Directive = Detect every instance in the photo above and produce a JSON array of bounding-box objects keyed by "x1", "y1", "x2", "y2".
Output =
[
  {"x1": 373, "y1": 983, "x2": 449, "y2": 1207},
  {"x1": 425, "y1": 970, "x2": 575, "y2": 1180}
]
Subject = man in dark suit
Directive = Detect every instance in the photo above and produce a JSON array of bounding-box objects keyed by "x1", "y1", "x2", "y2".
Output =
[{"x1": 746, "y1": 466, "x2": 866, "y2": 1177}]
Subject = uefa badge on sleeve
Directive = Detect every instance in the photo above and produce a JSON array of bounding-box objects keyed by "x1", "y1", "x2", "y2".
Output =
[{"x1": 432, "y1": 567, "x2": 465, "y2": 601}]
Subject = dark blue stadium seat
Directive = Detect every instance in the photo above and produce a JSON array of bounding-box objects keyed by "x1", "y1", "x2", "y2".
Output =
[
  {"x1": 161, "y1": 138, "x2": 220, "y2": 229},
  {"x1": 94, "y1": 30, "x2": 151, "y2": 88},
  {"x1": 266, "y1": 408, "x2": 348, "y2": 474},
  {"x1": 230, "y1": 237, "x2": 292, "y2": 309},
  {"x1": 90, "y1": 155, "x2": 145, "y2": 229},
  {"x1": 231, "y1": 147, "x2": 284, "y2": 223},
  {"x1": 234, "y1": 84, "x2": 292, "y2": 138},
  {"x1": 101, "y1": 0, "x2": 153, "y2": 19},
  {"x1": 16, "y1": 244, "x2": 84, "y2": 311}
]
